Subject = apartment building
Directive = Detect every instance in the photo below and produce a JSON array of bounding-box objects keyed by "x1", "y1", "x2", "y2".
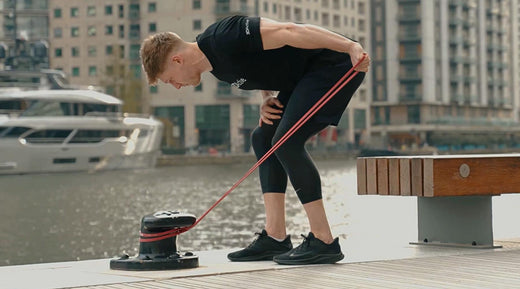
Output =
[
  {"x1": 0, "y1": 0, "x2": 49, "y2": 69},
  {"x1": 370, "y1": 0, "x2": 520, "y2": 151},
  {"x1": 47, "y1": 0, "x2": 371, "y2": 154}
]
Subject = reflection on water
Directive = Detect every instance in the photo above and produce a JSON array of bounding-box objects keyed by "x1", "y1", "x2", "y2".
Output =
[{"x1": 1, "y1": 158, "x2": 519, "y2": 266}]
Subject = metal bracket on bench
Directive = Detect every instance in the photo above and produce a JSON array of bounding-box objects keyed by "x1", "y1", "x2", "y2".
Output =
[{"x1": 410, "y1": 196, "x2": 501, "y2": 249}]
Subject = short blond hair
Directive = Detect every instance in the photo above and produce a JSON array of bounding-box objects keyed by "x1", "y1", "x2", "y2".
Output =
[{"x1": 140, "y1": 32, "x2": 183, "y2": 85}]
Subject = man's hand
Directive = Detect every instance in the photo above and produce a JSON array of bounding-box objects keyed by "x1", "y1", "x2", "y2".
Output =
[
  {"x1": 349, "y1": 43, "x2": 370, "y2": 72},
  {"x1": 259, "y1": 96, "x2": 284, "y2": 127}
]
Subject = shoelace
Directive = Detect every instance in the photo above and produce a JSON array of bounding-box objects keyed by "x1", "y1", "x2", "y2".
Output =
[
  {"x1": 246, "y1": 231, "x2": 267, "y2": 249},
  {"x1": 293, "y1": 234, "x2": 312, "y2": 251}
]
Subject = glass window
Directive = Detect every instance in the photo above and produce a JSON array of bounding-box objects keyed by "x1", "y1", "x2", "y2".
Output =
[
  {"x1": 193, "y1": 0, "x2": 201, "y2": 9},
  {"x1": 72, "y1": 67, "x2": 80, "y2": 77},
  {"x1": 106, "y1": 65, "x2": 114, "y2": 75},
  {"x1": 118, "y1": 4, "x2": 124, "y2": 18},
  {"x1": 87, "y1": 6, "x2": 96, "y2": 16},
  {"x1": 54, "y1": 27, "x2": 62, "y2": 38},
  {"x1": 88, "y1": 26, "x2": 96, "y2": 36},
  {"x1": 88, "y1": 46, "x2": 96, "y2": 57},
  {"x1": 70, "y1": 130, "x2": 121, "y2": 143},
  {"x1": 407, "y1": 105, "x2": 421, "y2": 124},
  {"x1": 193, "y1": 20, "x2": 202, "y2": 30},
  {"x1": 54, "y1": 48, "x2": 62, "y2": 57},
  {"x1": 105, "y1": 25, "x2": 113, "y2": 35},
  {"x1": 129, "y1": 44, "x2": 140, "y2": 60},
  {"x1": 130, "y1": 24, "x2": 140, "y2": 39},
  {"x1": 148, "y1": 2, "x2": 157, "y2": 12},
  {"x1": 149, "y1": 22, "x2": 157, "y2": 33},
  {"x1": 105, "y1": 5, "x2": 113, "y2": 15},
  {"x1": 89, "y1": 66, "x2": 97, "y2": 76},
  {"x1": 54, "y1": 8, "x2": 61, "y2": 18},
  {"x1": 354, "y1": 109, "x2": 366, "y2": 129},
  {"x1": 119, "y1": 25, "x2": 124, "y2": 38},
  {"x1": 71, "y1": 27, "x2": 79, "y2": 37},
  {"x1": 106, "y1": 45, "x2": 113, "y2": 55},
  {"x1": 129, "y1": 3, "x2": 139, "y2": 18},
  {"x1": 71, "y1": 47, "x2": 79, "y2": 57},
  {"x1": 25, "y1": 129, "x2": 72, "y2": 144},
  {"x1": 70, "y1": 7, "x2": 79, "y2": 17},
  {"x1": 0, "y1": 127, "x2": 31, "y2": 138}
]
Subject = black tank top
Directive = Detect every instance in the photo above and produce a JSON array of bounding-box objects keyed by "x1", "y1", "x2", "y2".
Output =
[{"x1": 196, "y1": 16, "x2": 350, "y2": 92}]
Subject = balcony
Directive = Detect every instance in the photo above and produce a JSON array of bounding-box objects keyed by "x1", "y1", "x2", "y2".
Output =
[
  {"x1": 400, "y1": 55, "x2": 421, "y2": 63},
  {"x1": 399, "y1": 33, "x2": 421, "y2": 43},
  {"x1": 398, "y1": 15, "x2": 421, "y2": 23},
  {"x1": 399, "y1": 74, "x2": 422, "y2": 83}
]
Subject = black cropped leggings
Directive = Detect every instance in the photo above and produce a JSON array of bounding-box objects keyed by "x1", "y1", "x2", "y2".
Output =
[
  {"x1": 251, "y1": 118, "x2": 328, "y2": 204},
  {"x1": 250, "y1": 61, "x2": 364, "y2": 204}
]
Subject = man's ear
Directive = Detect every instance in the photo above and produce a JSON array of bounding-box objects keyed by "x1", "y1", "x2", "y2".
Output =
[{"x1": 171, "y1": 55, "x2": 183, "y2": 64}]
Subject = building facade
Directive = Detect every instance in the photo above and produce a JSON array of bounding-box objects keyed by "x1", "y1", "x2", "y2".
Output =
[
  {"x1": 0, "y1": 0, "x2": 49, "y2": 70},
  {"x1": 370, "y1": 0, "x2": 520, "y2": 151},
  {"x1": 47, "y1": 0, "x2": 371, "y2": 154}
]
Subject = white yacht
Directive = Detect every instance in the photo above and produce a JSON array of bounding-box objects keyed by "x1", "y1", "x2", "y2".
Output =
[{"x1": 0, "y1": 89, "x2": 163, "y2": 174}]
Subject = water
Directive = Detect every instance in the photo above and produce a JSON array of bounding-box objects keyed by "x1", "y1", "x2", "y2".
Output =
[{"x1": 1, "y1": 159, "x2": 519, "y2": 267}]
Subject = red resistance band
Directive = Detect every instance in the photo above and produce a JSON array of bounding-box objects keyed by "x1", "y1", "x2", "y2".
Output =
[{"x1": 140, "y1": 55, "x2": 367, "y2": 243}]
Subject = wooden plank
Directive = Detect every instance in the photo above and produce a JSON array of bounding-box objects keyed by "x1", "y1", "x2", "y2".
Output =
[
  {"x1": 431, "y1": 156, "x2": 520, "y2": 197},
  {"x1": 423, "y1": 158, "x2": 434, "y2": 197},
  {"x1": 399, "y1": 158, "x2": 411, "y2": 196},
  {"x1": 356, "y1": 158, "x2": 367, "y2": 194},
  {"x1": 377, "y1": 159, "x2": 389, "y2": 195},
  {"x1": 366, "y1": 158, "x2": 378, "y2": 194},
  {"x1": 411, "y1": 158, "x2": 423, "y2": 196},
  {"x1": 389, "y1": 158, "x2": 400, "y2": 195}
]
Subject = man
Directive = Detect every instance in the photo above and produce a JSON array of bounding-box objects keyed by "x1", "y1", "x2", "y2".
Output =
[{"x1": 140, "y1": 15, "x2": 370, "y2": 265}]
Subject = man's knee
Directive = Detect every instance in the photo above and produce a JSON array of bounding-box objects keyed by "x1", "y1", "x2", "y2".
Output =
[{"x1": 251, "y1": 126, "x2": 269, "y2": 151}]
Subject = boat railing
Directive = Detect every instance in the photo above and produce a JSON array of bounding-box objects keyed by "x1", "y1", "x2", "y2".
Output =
[
  {"x1": 84, "y1": 111, "x2": 122, "y2": 118},
  {"x1": 123, "y1": 112, "x2": 152, "y2": 118},
  {"x1": 83, "y1": 112, "x2": 153, "y2": 119}
]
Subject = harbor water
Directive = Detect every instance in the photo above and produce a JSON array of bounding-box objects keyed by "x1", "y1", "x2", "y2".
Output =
[{"x1": 1, "y1": 158, "x2": 519, "y2": 267}]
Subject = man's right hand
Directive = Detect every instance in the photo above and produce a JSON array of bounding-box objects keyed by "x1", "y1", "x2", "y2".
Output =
[{"x1": 259, "y1": 96, "x2": 284, "y2": 126}]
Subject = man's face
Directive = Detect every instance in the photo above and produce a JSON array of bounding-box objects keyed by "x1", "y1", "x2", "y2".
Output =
[{"x1": 158, "y1": 55, "x2": 201, "y2": 89}]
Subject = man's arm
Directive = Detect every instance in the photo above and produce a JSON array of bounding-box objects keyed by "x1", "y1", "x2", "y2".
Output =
[{"x1": 259, "y1": 18, "x2": 369, "y2": 72}]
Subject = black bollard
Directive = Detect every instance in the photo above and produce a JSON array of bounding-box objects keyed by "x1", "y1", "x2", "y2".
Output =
[{"x1": 110, "y1": 210, "x2": 199, "y2": 270}]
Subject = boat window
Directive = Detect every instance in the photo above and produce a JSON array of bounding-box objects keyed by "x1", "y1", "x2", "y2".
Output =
[
  {"x1": 89, "y1": 157, "x2": 101, "y2": 163},
  {"x1": 0, "y1": 100, "x2": 22, "y2": 110},
  {"x1": 53, "y1": 158, "x2": 76, "y2": 164},
  {"x1": 139, "y1": 129, "x2": 148, "y2": 137},
  {"x1": 24, "y1": 129, "x2": 73, "y2": 144},
  {"x1": 69, "y1": 129, "x2": 122, "y2": 143},
  {"x1": 0, "y1": 126, "x2": 32, "y2": 138},
  {"x1": 83, "y1": 104, "x2": 118, "y2": 115},
  {"x1": 21, "y1": 101, "x2": 70, "y2": 116}
]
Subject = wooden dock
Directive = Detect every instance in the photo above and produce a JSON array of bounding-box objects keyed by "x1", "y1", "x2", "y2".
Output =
[{"x1": 3, "y1": 239, "x2": 520, "y2": 289}]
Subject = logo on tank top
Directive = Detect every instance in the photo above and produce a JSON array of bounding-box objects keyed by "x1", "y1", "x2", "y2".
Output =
[
  {"x1": 245, "y1": 19, "x2": 251, "y2": 35},
  {"x1": 231, "y1": 78, "x2": 247, "y2": 88}
]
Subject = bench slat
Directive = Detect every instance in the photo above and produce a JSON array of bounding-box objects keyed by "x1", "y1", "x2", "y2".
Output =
[
  {"x1": 356, "y1": 158, "x2": 366, "y2": 195},
  {"x1": 399, "y1": 158, "x2": 411, "y2": 196},
  {"x1": 377, "y1": 159, "x2": 389, "y2": 195},
  {"x1": 411, "y1": 158, "x2": 423, "y2": 196},
  {"x1": 389, "y1": 158, "x2": 400, "y2": 195},
  {"x1": 366, "y1": 158, "x2": 377, "y2": 195}
]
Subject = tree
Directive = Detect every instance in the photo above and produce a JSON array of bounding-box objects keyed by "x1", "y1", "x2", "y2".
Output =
[{"x1": 100, "y1": 46, "x2": 142, "y2": 113}]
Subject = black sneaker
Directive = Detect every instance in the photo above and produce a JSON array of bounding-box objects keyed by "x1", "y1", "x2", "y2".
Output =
[
  {"x1": 227, "y1": 229, "x2": 292, "y2": 261},
  {"x1": 273, "y1": 232, "x2": 344, "y2": 265}
]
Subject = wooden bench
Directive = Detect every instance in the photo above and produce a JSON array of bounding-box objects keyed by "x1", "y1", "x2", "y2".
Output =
[{"x1": 356, "y1": 154, "x2": 520, "y2": 248}]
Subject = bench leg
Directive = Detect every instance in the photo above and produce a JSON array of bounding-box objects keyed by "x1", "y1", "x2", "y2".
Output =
[{"x1": 411, "y1": 196, "x2": 501, "y2": 248}]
